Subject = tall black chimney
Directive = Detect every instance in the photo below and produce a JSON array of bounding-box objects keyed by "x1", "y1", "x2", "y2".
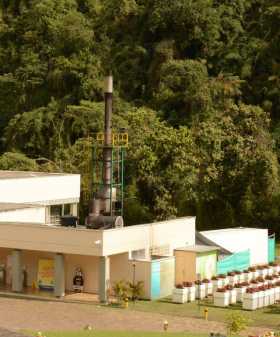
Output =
[{"x1": 86, "y1": 76, "x2": 124, "y2": 229}]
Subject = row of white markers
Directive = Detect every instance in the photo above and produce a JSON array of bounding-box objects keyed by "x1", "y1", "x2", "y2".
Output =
[
  {"x1": 214, "y1": 286, "x2": 280, "y2": 310},
  {"x1": 172, "y1": 264, "x2": 280, "y2": 310},
  {"x1": 172, "y1": 282, "x2": 280, "y2": 310}
]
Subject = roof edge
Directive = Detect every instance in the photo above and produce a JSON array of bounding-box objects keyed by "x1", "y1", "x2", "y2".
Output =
[{"x1": 196, "y1": 231, "x2": 232, "y2": 255}]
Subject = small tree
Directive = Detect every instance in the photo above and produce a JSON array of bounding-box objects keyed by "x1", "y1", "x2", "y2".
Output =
[
  {"x1": 128, "y1": 281, "x2": 144, "y2": 301},
  {"x1": 226, "y1": 311, "x2": 251, "y2": 336},
  {"x1": 112, "y1": 281, "x2": 129, "y2": 304}
]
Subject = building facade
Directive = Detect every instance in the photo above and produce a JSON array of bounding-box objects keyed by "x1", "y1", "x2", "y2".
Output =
[{"x1": 0, "y1": 170, "x2": 196, "y2": 301}]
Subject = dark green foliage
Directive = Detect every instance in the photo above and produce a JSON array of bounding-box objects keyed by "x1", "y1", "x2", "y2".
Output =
[
  {"x1": 0, "y1": 152, "x2": 39, "y2": 171},
  {"x1": 0, "y1": 0, "x2": 280, "y2": 234}
]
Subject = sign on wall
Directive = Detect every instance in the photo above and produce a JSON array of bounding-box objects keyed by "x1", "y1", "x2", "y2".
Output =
[{"x1": 37, "y1": 259, "x2": 54, "y2": 290}]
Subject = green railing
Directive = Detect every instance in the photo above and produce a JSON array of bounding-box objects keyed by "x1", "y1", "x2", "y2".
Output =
[
  {"x1": 268, "y1": 234, "x2": 276, "y2": 263},
  {"x1": 217, "y1": 250, "x2": 250, "y2": 274}
]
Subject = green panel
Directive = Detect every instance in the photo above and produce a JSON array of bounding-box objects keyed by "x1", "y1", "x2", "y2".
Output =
[
  {"x1": 196, "y1": 251, "x2": 217, "y2": 279},
  {"x1": 268, "y1": 236, "x2": 276, "y2": 263},
  {"x1": 217, "y1": 256, "x2": 233, "y2": 274},
  {"x1": 217, "y1": 250, "x2": 250, "y2": 274},
  {"x1": 235, "y1": 250, "x2": 250, "y2": 271}
]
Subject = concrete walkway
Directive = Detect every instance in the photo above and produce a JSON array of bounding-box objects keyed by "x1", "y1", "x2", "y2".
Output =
[
  {"x1": 0, "y1": 297, "x2": 269, "y2": 336},
  {"x1": 0, "y1": 287, "x2": 101, "y2": 304},
  {"x1": 0, "y1": 327, "x2": 30, "y2": 337}
]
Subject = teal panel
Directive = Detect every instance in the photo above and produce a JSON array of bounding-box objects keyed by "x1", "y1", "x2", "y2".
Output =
[
  {"x1": 217, "y1": 256, "x2": 232, "y2": 275},
  {"x1": 151, "y1": 261, "x2": 160, "y2": 300},
  {"x1": 217, "y1": 250, "x2": 250, "y2": 274},
  {"x1": 268, "y1": 236, "x2": 276, "y2": 263}
]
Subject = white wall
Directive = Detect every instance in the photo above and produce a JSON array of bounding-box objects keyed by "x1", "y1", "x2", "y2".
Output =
[
  {"x1": 159, "y1": 257, "x2": 175, "y2": 298},
  {"x1": 0, "y1": 174, "x2": 80, "y2": 205},
  {"x1": 0, "y1": 222, "x2": 103, "y2": 256},
  {"x1": 65, "y1": 254, "x2": 99, "y2": 293},
  {"x1": 0, "y1": 207, "x2": 46, "y2": 223},
  {"x1": 0, "y1": 216, "x2": 195, "y2": 258},
  {"x1": 201, "y1": 228, "x2": 268, "y2": 265},
  {"x1": 102, "y1": 225, "x2": 150, "y2": 256},
  {"x1": 150, "y1": 217, "x2": 196, "y2": 255},
  {"x1": 102, "y1": 217, "x2": 196, "y2": 257}
]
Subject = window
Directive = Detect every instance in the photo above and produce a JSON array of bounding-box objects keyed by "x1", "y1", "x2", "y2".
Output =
[
  {"x1": 50, "y1": 205, "x2": 62, "y2": 216},
  {"x1": 131, "y1": 249, "x2": 146, "y2": 260},
  {"x1": 49, "y1": 205, "x2": 62, "y2": 224},
  {"x1": 63, "y1": 204, "x2": 71, "y2": 215}
]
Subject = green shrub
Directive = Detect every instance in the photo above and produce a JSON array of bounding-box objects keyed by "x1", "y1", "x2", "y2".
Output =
[
  {"x1": 226, "y1": 311, "x2": 251, "y2": 336},
  {"x1": 112, "y1": 280, "x2": 129, "y2": 303},
  {"x1": 113, "y1": 280, "x2": 144, "y2": 303},
  {"x1": 128, "y1": 281, "x2": 144, "y2": 301}
]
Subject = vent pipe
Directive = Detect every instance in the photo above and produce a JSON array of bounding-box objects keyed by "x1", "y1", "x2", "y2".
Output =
[
  {"x1": 102, "y1": 75, "x2": 113, "y2": 213},
  {"x1": 86, "y1": 76, "x2": 124, "y2": 229}
]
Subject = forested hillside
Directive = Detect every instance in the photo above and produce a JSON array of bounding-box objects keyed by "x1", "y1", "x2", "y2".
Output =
[{"x1": 0, "y1": 0, "x2": 280, "y2": 232}]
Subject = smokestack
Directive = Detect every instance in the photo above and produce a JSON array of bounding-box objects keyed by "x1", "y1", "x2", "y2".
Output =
[
  {"x1": 103, "y1": 75, "x2": 113, "y2": 213},
  {"x1": 104, "y1": 76, "x2": 113, "y2": 94},
  {"x1": 104, "y1": 76, "x2": 113, "y2": 147},
  {"x1": 86, "y1": 75, "x2": 124, "y2": 229}
]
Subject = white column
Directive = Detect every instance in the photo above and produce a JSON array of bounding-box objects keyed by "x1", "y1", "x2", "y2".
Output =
[
  {"x1": 45, "y1": 206, "x2": 51, "y2": 224},
  {"x1": 145, "y1": 248, "x2": 150, "y2": 259},
  {"x1": 12, "y1": 250, "x2": 23, "y2": 292},
  {"x1": 70, "y1": 203, "x2": 78, "y2": 216},
  {"x1": 54, "y1": 253, "x2": 65, "y2": 297},
  {"x1": 99, "y1": 256, "x2": 110, "y2": 302}
]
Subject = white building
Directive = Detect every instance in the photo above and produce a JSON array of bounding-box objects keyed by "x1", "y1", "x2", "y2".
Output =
[
  {"x1": 200, "y1": 227, "x2": 269, "y2": 266},
  {"x1": 0, "y1": 171, "x2": 80, "y2": 224},
  {"x1": 0, "y1": 170, "x2": 271, "y2": 301},
  {"x1": 0, "y1": 170, "x2": 196, "y2": 301}
]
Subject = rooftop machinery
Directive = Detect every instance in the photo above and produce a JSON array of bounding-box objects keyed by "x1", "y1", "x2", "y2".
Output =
[{"x1": 86, "y1": 76, "x2": 128, "y2": 229}]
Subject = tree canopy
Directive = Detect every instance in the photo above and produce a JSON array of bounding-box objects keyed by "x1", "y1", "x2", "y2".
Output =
[{"x1": 0, "y1": 0, "x2": 280, "y2": 233}]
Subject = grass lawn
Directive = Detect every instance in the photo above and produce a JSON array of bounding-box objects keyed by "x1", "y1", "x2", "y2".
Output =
[
  {"x1": 28, "y1": 331, "x2": 208, "y2": 337},
  {"x1": 122, "y1": 298, "x2": 280, "y2": 329}
]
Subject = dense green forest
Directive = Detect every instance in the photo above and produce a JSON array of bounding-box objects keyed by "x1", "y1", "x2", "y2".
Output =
[{"x1": 0, "y1": 0, "x2": 280, "y2": 232}]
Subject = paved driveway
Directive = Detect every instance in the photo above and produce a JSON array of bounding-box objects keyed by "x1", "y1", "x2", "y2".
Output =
[
  {"x1": 0, "y1": 297, "x2": 268, "y2": 335},
  {"x1": 0, "y1": 328, "x2": 30, "y2": 337}
]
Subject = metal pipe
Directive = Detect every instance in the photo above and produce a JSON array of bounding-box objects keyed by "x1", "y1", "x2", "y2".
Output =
[
  {"x1": 86, "y1": 75, "x2": 124, "y2": 229},
  {"x1": 103, "y1": 76, "x2": 113, "y2": 214},
  {"x1": 104, "y1": 76, "x2": 113, "y2": 146}
]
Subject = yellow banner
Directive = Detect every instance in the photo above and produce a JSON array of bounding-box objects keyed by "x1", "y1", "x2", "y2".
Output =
[{"x1": 37, "y1": 259, "x2": 54, "y2": 289}]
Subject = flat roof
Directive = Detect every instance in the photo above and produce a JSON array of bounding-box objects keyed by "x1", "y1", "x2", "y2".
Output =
[
  {"x1": 175, "y1": 244, "x2": 220, "y2": 253},
  {"x1": 0, "y1": 170, "x2": 77, "y2": 180},
  {"x1": 196, "y1": 231, "x2": 231, "y2": 255},
  {"x1": 201, "y1": 227, "x2": 267, "y2": 234},
  {"x1": 0, "y1": 203, "x2": 41, "y2": 212}
]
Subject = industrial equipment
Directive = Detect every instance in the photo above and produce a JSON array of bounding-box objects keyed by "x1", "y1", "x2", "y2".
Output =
[
  {"x1": 61, "y1": 215, "x2": 78, "y2": 227},
  {"x1": 86, "y1": 76, "x2": 127, "y2": 229}
]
